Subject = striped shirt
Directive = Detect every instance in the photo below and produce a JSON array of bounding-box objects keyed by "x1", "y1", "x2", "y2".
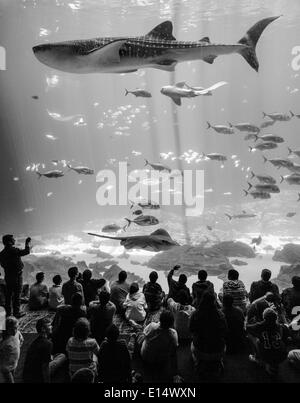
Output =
[{"x1": 66, "y1": 337, "x2": 99, "y2": 375}]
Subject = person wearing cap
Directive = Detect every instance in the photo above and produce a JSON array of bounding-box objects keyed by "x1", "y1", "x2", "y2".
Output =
[
  {"x1": 0, "y1": 234, "x2": 31, "y2": 318},
  {"x1": 249, "y1": 269, "x2": 279, "y2": 303},
  {"x1": 246, "y1": 307, "x2": 290, "y2": 376}
]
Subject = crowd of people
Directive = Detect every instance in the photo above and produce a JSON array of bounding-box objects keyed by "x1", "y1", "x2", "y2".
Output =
[{"x1": 0, "y1": 234, "x2": 300, "y2": 383}]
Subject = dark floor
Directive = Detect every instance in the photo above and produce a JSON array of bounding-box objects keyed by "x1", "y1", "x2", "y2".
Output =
[{"x1": 15, "y1": 333, "x2": 300, "y2": 383}]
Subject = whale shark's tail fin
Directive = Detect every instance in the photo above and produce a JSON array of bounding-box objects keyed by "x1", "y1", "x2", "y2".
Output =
[{"x1": 238, "y1": 16, "x2": 280, "y2": 72}]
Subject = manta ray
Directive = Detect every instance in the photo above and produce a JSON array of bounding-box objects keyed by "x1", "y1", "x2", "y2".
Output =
[
  {"x1": 32, "y1": 17, "x2": 280, "y2": 74},
  {"x1": 88, "y1": 228, "x2": 179, "y2": 252}
]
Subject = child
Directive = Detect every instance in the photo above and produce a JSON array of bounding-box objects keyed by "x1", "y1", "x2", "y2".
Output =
[
  {"x1": 123, "y1": 283, "x2": 147, "y2": 325},
  {"x1": 49, "y1": 275, "x2": 64, "y2": 310},
  {"x1": 0, "y1": 316, "x2": 23, "y2": 383}
]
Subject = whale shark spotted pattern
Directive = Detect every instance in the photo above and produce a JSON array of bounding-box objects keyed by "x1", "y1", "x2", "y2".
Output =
[{"x1": 32, "y1": 17, "x2": 280, "y2": 74}]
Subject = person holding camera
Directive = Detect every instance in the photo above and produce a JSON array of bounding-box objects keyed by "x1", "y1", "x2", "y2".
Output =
[{"x1": 0, "y1": 235, "x2": 31, "y2": 318}]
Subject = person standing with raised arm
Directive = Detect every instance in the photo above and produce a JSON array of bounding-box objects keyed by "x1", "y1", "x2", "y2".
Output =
[{"x1": 0, "y1": 234, "x2": 31, "y2": 318}]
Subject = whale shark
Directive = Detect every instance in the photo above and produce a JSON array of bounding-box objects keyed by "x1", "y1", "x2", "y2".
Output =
[
  {"x1": 33, "y1": 17, "x2": 280, "y2": 74},
  {"x1": 88, "y1": 228, "x2": 179, "y2": 252}
]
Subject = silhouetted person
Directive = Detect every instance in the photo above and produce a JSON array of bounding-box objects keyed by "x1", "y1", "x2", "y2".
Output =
[
  {"x1": 281, "y1": 274, "x2": 300, "y2": 321},
  {"x1": 62, "y1": 267, "x2": 84, "y2": 306},
  {"x1": 142, "y1": 271, "x2": 164, "y2": 312},
  {"x1": 78, "y1": 269, "x2": 106, "y2": 307},
  {"x1": 29, "y1": 272, "x2": 48, "y2": 310},
  {"x1": 167, "y1": 265, "x2": 191, "y2": 304},
  {"x1": 222, "y1": 294, "x2": 246, "y2": 354},
  {"x1": 249, "y1": 269, "x2": 279, "y2": 303},
  {"x1": 110, "y1": 270, "x2": 130, "y2": 314},
  {"x1": 0, "y1": 234, "x2": 31, "y2": 317},
  {"x1": 192, "y1": 270, "x2": 214, "y2": 306}
]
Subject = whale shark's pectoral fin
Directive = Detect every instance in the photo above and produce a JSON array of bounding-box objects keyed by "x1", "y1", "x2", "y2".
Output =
[
  {"x1": 203, "y1": 55, "x2": 217, "y2": 64},
  {"x1": 153, "y1": 60, "x2": 177, "y2": 72},
  {"x1": 146, "y1": 21, "x2": 176, "y2": 41},
  {"x1": 87, "y1": 39, "x2": 127, "y2": 64}
]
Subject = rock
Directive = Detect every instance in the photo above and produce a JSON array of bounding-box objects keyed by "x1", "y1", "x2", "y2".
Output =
[
  {"x1": 146, "y1": 245, "x2": 233, "y2": 275},
  {"x1": 88, "y1": 260, "x2": 119, "y2": 275},
  {"x1": 272, "y1": 243, "x2": 300, "y2": 264},
  {"x1": 211, "y1": 241, "x2": 255, "y2": 258},
  {"x1": 230, "y1": 259, "x2": 248, "y2": 266},
  {"x1": 103, "y1": 264, "x2": 145, "y2": 287},
  {"x1": 76, "y1": 261, "x2": 89, "y2": 271},
  {"x1": 83, "y1": 249, "x2": 114, "y2": 259},
  {"x1": 273, "y1": 263, "x2": 300, "y2": 290}
]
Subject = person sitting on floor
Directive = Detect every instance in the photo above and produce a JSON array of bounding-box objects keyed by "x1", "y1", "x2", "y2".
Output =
[
  {"x1": 0, "y1": 316, "x2": 23, "y2": 383},
  {"x1": 28, "y1": 272, "x2": 49, "y2": 310},
  {"x1": 167, "y1": 289, "x2": 195, "y2": 342},
  {"x1": 78, "y1": 269, "x2": 107, "y2": 308},
  {"x1": 49, "y1": 275, "x2": 64, "y2": 310},
  {"x1": 66, "y1": 318, "x2": 99, "y2": 378},
  {"x1": 52, "y1": 292, "x2": 87, "y2": 354},
  {"x1": 218, "y1": 269, "x2": 248, "y2": 313},
  {"x1": 222, "y1": 294, "x2": 246, "y2": 354},
  {"x1": 135, "y1": 309, "x2": 180, "y2": 382},
  {"x1": 189, "y1": 292, "x2": 227, "y2": 374},
  {"x1": 167, "y1": 265, "x2": 192, "y2": 304},
  {"x1": 281, "y1": 274, "x2": 300, "y2": 321},
  {"x1": 110, "y1": 270, "x2": 130, "y2": 315},
  {"x1": 62, "y1": 267, "x2": 85, "y2": 306},
  {"x1": 249, "y1": 269, "x2": 279, "y2": 303},
  {"x1": 192, "y1": 269, "x2": 214, "y2": 306},
  {"x1": 97, "y1": 324, "x2": 131, "y2": 383},
  {"x1": 123, "y1": 282, "x2": 147, "y2": 325},
  {"x1": 246, "y1": 308, "x2": 290, "y2": 376},
  {"x1": 88, "y1": 290, "x2": 116, "y2": 346},
  {"x1": 142, "y1": 271, "x2": 165, "y2": 312},
  {"x1": 23, "y1": 318, "x2": 66, "y2": 383}
]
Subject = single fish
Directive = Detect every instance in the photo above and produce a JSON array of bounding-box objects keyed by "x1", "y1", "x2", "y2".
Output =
[
  {"x1": 184, "y1": 80, "x2": 228, "y2": 94},
  {"x1": 288, "y1": 147, "x2": 300, "y2": 158},
  {"x1": 262, "y1": 111, "x2": 293, "y2": 121},
  {"x1": 206, "y1": 225, "x2": 213, "y2": 231},
  {"x1": 260, "y1": 119, "x2": 275, "y2": 128},
  {"x1": 251, "y1": 235, "x2": 262, "y2": 245},
  {"x1": 228, "y1": 122, "x2": 260, "y2": 133},
  {"x1": 202, "y1": 153, "x2": 227, "y2": 162},
  {"x1": 247, "y1": 182, "x2": 280, "y2": 193},
  {"x1": 249, "y1": 142, "x2": 278, "y2": 151},
  {"x1": 31, "y1": 95, "x2": 39, "y2": 100},
  {"x1": 243, "y1": 189, "x2": 271, "y2": 199},
  {"x1": 286, "y1": 212, "x2": 296, "y2": 217},
  {"x1": 88, "y1": 228, "x2": 179, "y2": 252},
  {"x1": 263, "y1": 156, "x2": 294, "y2": 169},
  {"x1": 33, "y1": 17, "x2": 280, "y2": 74},
  {"x1": 225, "y1": 212, "x2": 257, "y2": 220},
  {"x1": 206, "y1": 121, "x2": 234, "y2": 134},
  {"x1": 130, "y1": 200, "x2": 160, "y2": 210},
  {"x1": 254, "y1": 134, "x2": 284, "y2": 143},
  {"x1": 250, "y1": 171, "x2": 276, "y2": 184},
  {"x1": 280, "y1": 173, "x2": 300, "y2": 185},
  {"x1": 67, "y1": 164, "x2": 94, "y2": 175},
  {"x1": 124, "y1": 215, "x2": 159, "y2": 230},
  {"x1": 125, "y1": 88, "x2": 152, "y2": 97},
  {"x1": 144, "y1": 159, "x2": 171, "y2": 172},
  {"x1": 132, "y1": 209, "x2": 143, "y2": 216},
  {"x1": 101, "y1": 224, "x2": 122, "y2": 233},
  {"x1": 36, "y1": 170, "x2": 64, "y2": 178}
]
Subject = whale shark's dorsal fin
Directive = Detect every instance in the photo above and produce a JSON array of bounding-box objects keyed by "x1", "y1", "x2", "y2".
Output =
[
  {"x1": 200, "y1": 36, "x2": 210, "y2": 43},
  {"x1": 175, "y1": 81, "x2": 186, "y2": 88},
  {"x1": 146, "y1": 21, "x2": 176, "y2": 41}
]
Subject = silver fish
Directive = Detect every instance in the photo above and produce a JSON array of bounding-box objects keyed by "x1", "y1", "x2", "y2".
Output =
[
  {"x1": 88, "y1": 228, "x2": 179, "y2": 252},
  {"x1": 262, "y1": 111, "x2": 293, "y2": 121},
  {"x1": 125, "y1": 88, "x2": 152, "y2": 97},
  {"x1": 124, "y1": 215, "x2": 159, "y2": 230},
  {"x1": 203, "y1": 153, "x2": 227, "y2": 162},
  {"x1": 280, "y1": 173, "x2": 300, "y2": 185},
  {"x1": 287, "y1": 163, "x2": 300, "y2": 175},
  {"x1": 67, "y1": 164, "x2": 94, "y2": 175},
  {"x1": 286, "y1": 212, "x2": 296, "y2": 217},
  {"x1": 247, "y1": 182, "x2": 280, "y2": 193},
  {"x1": 101, "y1": 224, "x2": 122, "y2": 233},
  {"x1": 225, "y1": 212, "x2": 257, "y2": 220},
  {"x1": 144, "y1": 159, "x2": 171, "y2": 172},
  {"x1": 254, "y1": 134, "x2": 284, "y2": 143},
  {"x1": 184, "y1": 81, "x2": 227, "y2": 94},
  {"x1": 243, "y1": 189, "x2": 271, "y2": 199},
  {"x1": 36, "y1": 170, "x2": 64, "y2": 178},
  {"x1": 288, "y1": 147, "x2": 300, "y2": 158},
  {"x1": 207, "y1": 122, "x2": 234, "y2": 134},
  {"x1": 250, "y1": 171, "x2": 276, "y2": 184},
  {"x1": 228, "y1": 122, "x2": 260, "y2": 133},
  {"x1": 263, "y1": 156, "x2": 294, "y2": 169},
  {"x1": 33, "y1": 17, "x2": 280, "y2": 74},
  {"x1": 260, "y1": 119, "x2": 275, "y2": 128},
  {"x1": 249, "y1": 142, "x2": 278, "y2": 151},
  {"x1": 130, "y1": 200, "x2": 160, "y2": 210}
]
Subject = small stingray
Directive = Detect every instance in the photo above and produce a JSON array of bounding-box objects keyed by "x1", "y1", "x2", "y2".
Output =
[{"x1": 88, "y1": 228, "x2": 179, "y2": 252}]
